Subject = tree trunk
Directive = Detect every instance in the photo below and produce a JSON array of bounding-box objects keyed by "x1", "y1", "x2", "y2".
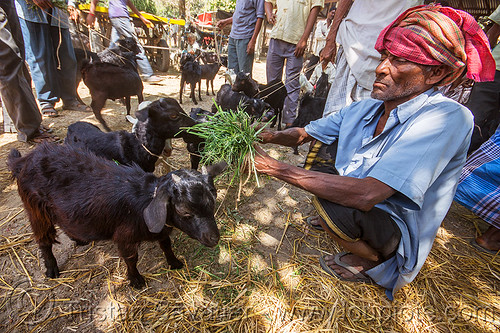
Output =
[{"x1": 178, "y1": 0, "x2": 186, "y2": 19}]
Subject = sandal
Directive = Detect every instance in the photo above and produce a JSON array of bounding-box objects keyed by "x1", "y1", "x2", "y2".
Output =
[
  {"x1": 319, "y1": 252, "x2": 374, "y2": 284},
  {"x1": 42, "y1": 106, "x2": 59, "y2": 118},
  {"x1": 27, "y1": 127, "x2": 61, "y2": 144},
  {"x1": 306, "y1": 216, "x2": 324, "y2": 231}
]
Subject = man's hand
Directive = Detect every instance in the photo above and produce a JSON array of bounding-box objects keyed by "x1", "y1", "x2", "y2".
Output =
[
  {"x1": 247, "y1": 39, "x2": 256, "y2": 54},
  {"x1": 217, "y1": 18, "x2": 230, "y2": 29},
  {"x1": 254, "y1": 145, "x2": 277, "y2": 175},
  {"x1": 294, "y1": 38, "x2": 307, "y2": 58},
  {"x1": 267, "y1": 13, "x2": 277, "y2": 25},
  {"x1": 33, "y1": 0, "x2": 53, "y2": 10},
  {"x1": 320, "y1": 45, "x2": 336, "y2": 66}
]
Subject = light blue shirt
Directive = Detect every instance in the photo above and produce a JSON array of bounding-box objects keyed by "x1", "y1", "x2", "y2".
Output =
[
  {"x1": 305, "y1": 89, "x2": 473, "y2": 299},
  {"x1": 109, "y1": 0, "x2": 129, "y2": 19},
  {"x1": 15, "y1": 0, "x2": 75, "y2": 29},
  {"x1": 230, "y1": 0, "x2": 265, "y2": 40}
]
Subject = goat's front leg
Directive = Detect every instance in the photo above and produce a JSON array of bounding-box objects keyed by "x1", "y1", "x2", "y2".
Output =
[
  {"x1": 191, "y1": 83, "x2": 197, "y2": 105},
  {"x1": 198, "y1": 80, "x2": 202, "y2": 101},
  {"x1": 116, "y1": 241, "x2": 145, "y2": 288},
  {"x1": 158, "y1": 234, "x2": 183, "y2": 269},
  {"x1": 179, "y1": 77, "x2": 184, "y2": 104}
]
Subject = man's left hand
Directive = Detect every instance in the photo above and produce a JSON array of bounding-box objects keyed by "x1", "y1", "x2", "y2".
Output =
[
  {"x1": 254, "y1": 145, "x2": 276, "y2": 175},
  {"x1": 247, "y1": 40, "x2": 256, "y2": 55},
  {"x1": 294, "y1": 38, "x2": 307, "y2": 58}
]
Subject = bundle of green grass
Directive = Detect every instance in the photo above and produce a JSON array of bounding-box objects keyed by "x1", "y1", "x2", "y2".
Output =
[{"x1": 185, "y1": 104, "x2": 271, "y2": 200}]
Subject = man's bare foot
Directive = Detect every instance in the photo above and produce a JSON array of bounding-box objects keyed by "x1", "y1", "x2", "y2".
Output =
[
  {"x1": 306, "y1": 216, "x2": 325, "y2": 231},
  {"x1": 476, "y1": 226, "x2": 500, "y2": 252},
  {"x1": 321, "y1": 252, "x2": 379, "y2": 281}
]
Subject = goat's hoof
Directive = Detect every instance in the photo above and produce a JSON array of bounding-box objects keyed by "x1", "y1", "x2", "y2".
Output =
[
  {"x1": 75, "y1": 240, "x2": 90, "y2": 246},
  {"x1": 193, "y1": 101, "x2": 198, "y2": 105},
  {"x1": 45, "y1": 266, "x2": 60, "y2": 279},
  {"x1": 129, "y1": 275, "x2": 146, "y2": 289},
  {"x1": 169, "y1": 259, "x2": 184, "y2": 270}
]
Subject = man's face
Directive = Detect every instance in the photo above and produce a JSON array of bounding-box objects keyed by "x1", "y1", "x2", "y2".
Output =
[
  {"x1": 371, "y1": 50, "x2": 432, "y2": 103},
  {"x1": 328, "y1": 9, "x2": 335, "y2": 20}
]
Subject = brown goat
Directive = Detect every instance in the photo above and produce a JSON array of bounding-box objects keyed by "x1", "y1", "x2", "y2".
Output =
[{"x1": 8, "y1": 144, "x2": 225, "y2": 288}]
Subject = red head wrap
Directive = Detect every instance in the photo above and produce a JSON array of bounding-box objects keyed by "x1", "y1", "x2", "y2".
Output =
[{"x1": 375, "y1": 4, "x2": 495, "y2": 85}]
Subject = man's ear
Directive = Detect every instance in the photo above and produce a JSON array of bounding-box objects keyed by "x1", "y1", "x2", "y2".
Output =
[{"x1": 425, "y1": 64, "x2": 453, "y2": 86}]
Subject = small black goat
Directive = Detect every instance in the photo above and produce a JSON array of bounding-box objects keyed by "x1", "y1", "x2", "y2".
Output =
[
  {"x1": 232, "y1": 72, "x2": 286, "y2": 130},
  {"x1": 289, "y1": 93, "x2": 326, "y2": 154},
  {"x1": 214, "y1": 84, "x2": 276, "y2": 122},
  {"x1": 74, "y1": 38, "x2": 140, "y2": 106},
  {"x1": 200, "y1": 62, "x2": 222, "y2": 96},
  {"x1": 65, "y1": 98, "x2": 196, "y2": 172},
  {"x1": 8, "y1": 144, "x2": 226, "y2": 288},
  {"x1": 314, "y1": 72, "x2": 331, "y2": 99},
  {"x1": 82, "y1": 50, "x2": 144, "y2": 132},
  {"x1": 179, "y1": 53, "x2": 202, "y2": 105}
]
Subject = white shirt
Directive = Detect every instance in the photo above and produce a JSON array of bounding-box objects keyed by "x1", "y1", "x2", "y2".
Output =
[
  {"x1": 313, "y1": 19, "x2": 330, "y2": 56},
  {"x1": 336, "y1": 0, "x2": 423, "y2": 90}
]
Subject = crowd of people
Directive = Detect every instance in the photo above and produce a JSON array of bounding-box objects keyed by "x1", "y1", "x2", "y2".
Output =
[{"x1": 0, "y1": 0, "x2": 499, "y2": 300}]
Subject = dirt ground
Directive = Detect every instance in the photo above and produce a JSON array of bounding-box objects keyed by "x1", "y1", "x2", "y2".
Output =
[{"x1": 0, "y1": 61, "x2": 498, "y2": 332}]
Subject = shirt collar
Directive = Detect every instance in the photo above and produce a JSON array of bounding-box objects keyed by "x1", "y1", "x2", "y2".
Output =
[{"x1": 363, "y1": 88, "x2": 436, "y2": 123}]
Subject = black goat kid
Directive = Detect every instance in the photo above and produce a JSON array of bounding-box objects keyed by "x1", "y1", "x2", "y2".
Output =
[
  {"x1": 8, "y1": 144, "x2": 226, "y2": 288},
  {"x1": 65, "y1": 98, "x2": 196, "y2": 172}
]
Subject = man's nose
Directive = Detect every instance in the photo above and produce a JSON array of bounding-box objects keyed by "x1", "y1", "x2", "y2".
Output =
[{"x1": 375, "y1": 57, "x2": 391, "y2": 75}]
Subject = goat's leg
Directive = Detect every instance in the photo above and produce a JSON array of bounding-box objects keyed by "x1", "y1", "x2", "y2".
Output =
[
  {"x1": 117, "y1": 242, "x2": 145, "y2": 288},
  {"x1": 211, "y1": 79, "x2": 214, "y2": 95},
  {"x1": 206, "y1": 79, "x2": 209, "y2": 96},
  {"x1": 179, "y1": 77, "x2": 184, "y2": 104},
  {"x1": 198, "y1": 80, "x2": 202, "y2": 101},
  {"x1": 191, "y1": 83, "x2": 197, "y2": 105},
  {"x1": 40, "y1": 243, "x2": 59, "y2": 278},
  {"x1": 125, "y1": 97, "x2": 131, "y2": 115},
  {"x1": 138, "y1": 92, "x2": 144, "y2": 104},
  {"x1": 91, "y1": 93, "x2": 111, "y2": 132},
  {"x1": 158, "y1": 235, "x2": 183, "y2": 269}
]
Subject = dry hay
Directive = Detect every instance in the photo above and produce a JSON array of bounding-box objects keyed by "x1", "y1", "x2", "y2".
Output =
[
  {"x1": 0, "y1": 142, "x2": 498, "y2": 333},
  {"x1": 0, "y1": 69, "x2": 498, "y2": 332}
]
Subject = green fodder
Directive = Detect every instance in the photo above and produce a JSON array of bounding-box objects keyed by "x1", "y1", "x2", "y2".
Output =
[{"x1": 185, "y1": 104, "x2": 270, "y2": 201}]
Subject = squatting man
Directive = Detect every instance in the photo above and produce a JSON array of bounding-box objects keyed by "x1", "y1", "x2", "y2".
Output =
[{"x1": 252, "y1": 5, "x2": 495, "y2": 299}]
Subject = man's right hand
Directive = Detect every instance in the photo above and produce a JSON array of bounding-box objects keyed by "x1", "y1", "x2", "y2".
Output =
[
  {"x1": 267, "y1": 13, "x2": 277, "y2": 25},
  {"x1": 257, "y1": 129, "x2": 274, "y2": 144},
  {"x1": 33, "y1": 0, "x2": 53, "y2": 10},
  {"x1": 216, "y1": 18, "x2": 229, "y2": 29}
]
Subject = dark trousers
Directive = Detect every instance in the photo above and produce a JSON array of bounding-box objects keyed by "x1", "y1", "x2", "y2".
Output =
[
  {"x1": 466, "y1": 70, "x2": 500, "y2": 153},
  {"x1": 0, "y1": 0, "x2": 41, "y2": 140}
]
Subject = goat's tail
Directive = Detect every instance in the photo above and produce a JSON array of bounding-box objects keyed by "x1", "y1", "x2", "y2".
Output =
[{"x1": 7, "y1": 149, "x2": 23, "y2": 179}]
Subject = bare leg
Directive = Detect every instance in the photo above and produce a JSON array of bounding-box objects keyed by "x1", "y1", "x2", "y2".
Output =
[
  {"x1": 313, "y1": 216, "x2": 383, "y2": 279},
  {"x1": 476, "y1": 226, "x2": 500, "y2": 252}
]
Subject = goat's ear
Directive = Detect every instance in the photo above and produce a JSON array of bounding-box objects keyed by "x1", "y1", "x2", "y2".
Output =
[
  {"x1": 203, "y1": 161, "x2": 227, "y2": 178},
  {"x1": 143, "y1": 188, "x2": 169, "y2": 233},
  {"x1": 135, "y1": 108, "x2": 149, "y2": 122}
]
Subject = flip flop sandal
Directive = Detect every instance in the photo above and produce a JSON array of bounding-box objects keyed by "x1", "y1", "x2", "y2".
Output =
[
  {"x1": 306, "y1": 216, "x2": 324, "y2": 231},
  {"x1": 42, "y1": 106, "x2": 59, "y2": 118},
  {"x1": 470, "y1": 239, "x2": 499, "y2": 255},
  {"x1": 319, "y1": 252, "x2": 373, "y2": 284}
]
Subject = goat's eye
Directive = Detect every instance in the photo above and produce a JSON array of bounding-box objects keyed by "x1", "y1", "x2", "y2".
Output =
[{"x1": 170, "y1": 114, "x2": 179, "y2": 120}]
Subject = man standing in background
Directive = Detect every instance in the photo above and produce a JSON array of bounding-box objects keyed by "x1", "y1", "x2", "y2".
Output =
[
  {"x1": 87, "y1": 0, "x2": 162, "y2": 83},
  {"x1": 265, "y1": 0, "x2": 323, "y2": 127},
  {"x1": 217, "y1": 0, "x2": 265, "y2": 76}
]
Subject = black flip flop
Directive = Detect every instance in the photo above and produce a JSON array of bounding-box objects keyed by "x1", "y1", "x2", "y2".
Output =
[
  {"x1": 306, "y1": 216, "x2": 324, "y2": 231},
  {"x1": 470, "y1": 239, "x2": 499, "y2": 255},
  {"x1": 319, "y1": 252, "x2": 373, "y2": 284}
]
